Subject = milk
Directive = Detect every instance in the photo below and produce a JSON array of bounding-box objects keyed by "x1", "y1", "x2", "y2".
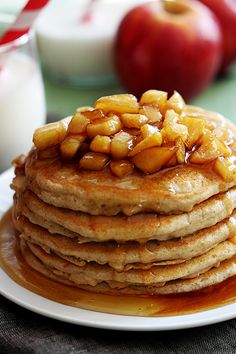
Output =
[
  {"x1": 0, "y1": 52, "x2": 46, "y2": 171},
  {"x1": 36, "y1": 0, "x2": 149, "y2": 85}
]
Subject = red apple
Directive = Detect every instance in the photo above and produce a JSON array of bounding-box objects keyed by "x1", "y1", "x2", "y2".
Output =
[
  {"x1": 114, "y1": 0, "x2": 222, "y2": 100},
  {"x1": 198, "y1": 0, "x2": 236, "y2": 72}
]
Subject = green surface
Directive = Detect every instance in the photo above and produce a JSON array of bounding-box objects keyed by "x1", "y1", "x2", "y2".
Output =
[
  {"x1": 43, "y1": 78, "x2": 123, "y2": 119},
  {"x1": 44, "y1": 64, "x2": 236, "y2": 124},
  {"x1": 192, "y1": 65, "x2": 236, "y2": 123}
]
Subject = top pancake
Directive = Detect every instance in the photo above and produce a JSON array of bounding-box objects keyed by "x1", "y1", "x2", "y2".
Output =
[{"x1": 22, "y1": 107, "x2": 236, "y2": 216}]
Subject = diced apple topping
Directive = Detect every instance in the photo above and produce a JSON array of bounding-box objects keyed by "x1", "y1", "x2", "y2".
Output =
[
  {"x1": 132, "y1": 147, "x2": 177, "y2": 173},
  {"x1": 121, "y1": 113, "x2": 148, "y2": 128},
  {"x1": 140, "y1": 90, "x2": 167, "y2": 108},
  {"x1": 166, "y1": 154, "x2": 178, "y2": 167},
  {"x1": 111, "y1": 131, "x2": 133, "y2": 159},
  {"x1": 129, "y1": 131, "x2": 162, "y2": 157},
  {"x1": 110, "y1": 160, "x2": 134, "y2": 177},
  {"x1": 90, "y1": 135, "x2": 111, "y2": 153},
  {"x1": 68, "y1": 112, "x2": 90, "y2": 134},
  {"x1": 161, "y1": 110, "x2": 188, "y2": 142},
  {"x1": 32, "y1": 90, "x2": 236, "y2": 180},
  {"x1": 163, "y1": 109, "x2": 178, "y2": 125},
  {"x1": 141, "y1": 124, "x2": 159, "y2": 138},
  {"x1": 165, "y1": 91, "x2": 185, "y2": 114},
  {"x1": 214, "y1": 157, "x2": 236, "y2": 181},
  {"x1": 79, "y1": 152, "x2": 109, "y2": 170},
  {"x1": 95, "y1": 94, "x2": 139, "y2": 114},
  {"x1": 181, "y1": 116, "x2": 205, "y2": 149},
  {"x1": 82, "y1": 109, "x2": 105, "y2": 121},
  {"x1": 87, "y1": 115, "x2": 122, "y2": 138},
  {"x1": 60, "y1": 135, "x2": 85, "y2": 159},
  {"x1": 176, "y1": 138, "x2": 185, "y2": 164},
  {"x1": 139, "y1": 105, "x2": 162, "y2": 123},
  {"x1": 33, "y1": 120, "x2": 68, "y2": 150},
  {"x1": 190, "y1": 134, "x2": 231, "y2": 164}
]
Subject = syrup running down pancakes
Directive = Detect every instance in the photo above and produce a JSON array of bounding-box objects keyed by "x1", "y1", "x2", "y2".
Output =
[{"x1": 10, "y1": 90, "x2": 236, "y2": 297}]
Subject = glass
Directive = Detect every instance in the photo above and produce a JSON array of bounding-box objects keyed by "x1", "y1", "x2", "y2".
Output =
[
  {"x1": 0, "y1": 14, "x2": 46, "y2": 172},
  {"x1": 35, "y1": 0, "x2": 148, "y2": 87}
]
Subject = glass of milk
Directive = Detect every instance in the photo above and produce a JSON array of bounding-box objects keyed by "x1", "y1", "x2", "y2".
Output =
[
  {"x1": 35, "y1": 0, "x2": 149, "y2": 86},
  {"x1": 0, "y1": 14, "x2": 46, "y2": 172}
]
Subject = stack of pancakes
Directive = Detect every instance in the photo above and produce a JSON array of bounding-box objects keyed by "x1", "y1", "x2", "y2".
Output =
[{"x1": 11, "y1": 109, "x2": 236, "y2": 295}]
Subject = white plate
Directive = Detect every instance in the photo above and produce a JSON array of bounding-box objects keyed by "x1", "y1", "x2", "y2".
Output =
[{"x1": 1, "y1": 168, "x2": 236, "y2": 331}]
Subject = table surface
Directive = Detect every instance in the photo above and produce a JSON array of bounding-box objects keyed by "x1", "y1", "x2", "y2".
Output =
[{"x1": 1, "y1": 2, "x2": 236, "y2": 353}]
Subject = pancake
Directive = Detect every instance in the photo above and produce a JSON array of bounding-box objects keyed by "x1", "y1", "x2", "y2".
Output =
[
  {"x1": 21, "y1": 240, "x2": 236, "y2": 295},
  {"x1": 13, "y1": 185, "x2": 236, "y2": 242},
  {"x1": 16, "y1": 108, "x2": 236, "y2": 217},
  {"x1": 23, "y1": 149, "x2": 236, "y2": 216},
  {"x1": 15, "y1": 212, "x2": 236, "y2": 271},
  {"x1": 14, "y1": 193, "x2": 82, "y2": 240},
  {"x1": 23, "y1": 236, "x2": 236, "y2": 286}
]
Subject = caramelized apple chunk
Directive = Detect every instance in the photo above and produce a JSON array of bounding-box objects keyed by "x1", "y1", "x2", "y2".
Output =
[
  {"x1": 163, "y1": 109, "x2": 179, "y2": 125},
  {"x1": 190, "y1": 133, "x2": 231, "y2": 164},
  {"x1": 68, "y1": 112, "x2": 90, "y2": 134},
  {"x1": 110, "y1": 160, "x2": 134, "y2": 177},
  {"x1": 79, "y1": 152, "x2": 109, "y2": 170},
  {"x1": 133, "y1": 147, "x2": 176, "y2": 173},
  {"x1": 181, "y1": 116, "x2": 205, "y2": 149},
  {"x1": 111, "y1": 131, "x2": 133, "y2": 159},
  {"x1": 82, "y1": 109, "x2": 105, "y2": 121},
  {"x1": 140, "y1": 90, "x2": 167, "y2": 108},
  {"x1": 87, "y1": 115, "x2": 122, "y2": 138},
  {"x1": 33, "y1": 120, "x2": 69, "y2": 150},
  {"x1": 165, "y1": 91, "x2": 185, "y2": 114},
  {"x1": 165, "y1": 154, "x2": 178, "y2": 167},
  {"x1": 90, "y1": 135, "x2": 111, "y2": 153},
  {"x1": 214, "y1": 157, "x2": 236, "y2": 181},
  {"x1": 95, "y1": 94, "x2": 139, "y2": 114},
  {"x1": 176, "y1": 138, "x2": 185, "y2": 164},
  {"x1": 121, "y1": 113, "x2": 148, "y2": 128},
  {"x1": 60, "y1": 135, "x2": 85, "y2": 159},
  {"x1": 139, "y1": 105, "x2": 162, "y2": 123},
  {"x1": 161, "y1": 110, "x2": 188, "y2": 142},
  {"x1": 141, "y1": 124, "x2": 159, "y2": 138},
  {"x1": 129, "y1": 131, "x2": 162, "y2": 157}
]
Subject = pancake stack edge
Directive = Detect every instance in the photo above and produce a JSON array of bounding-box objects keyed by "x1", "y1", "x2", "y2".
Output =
[{"x1": 11, "y1": 149, "x2": 236, "y2": 295}]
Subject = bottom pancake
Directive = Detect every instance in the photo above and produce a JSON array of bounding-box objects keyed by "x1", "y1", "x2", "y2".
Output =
[{"x1": 20, "y1": 239, "x2": 236, "y2": 294}]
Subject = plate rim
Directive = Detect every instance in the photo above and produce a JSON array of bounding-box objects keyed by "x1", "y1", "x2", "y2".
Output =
[{"x1": 1, "y1": 168, "x2": 236, "y2": 331}]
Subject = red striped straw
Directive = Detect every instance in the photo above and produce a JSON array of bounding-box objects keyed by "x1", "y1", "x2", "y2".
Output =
[{"x1": 0, "y1": 0, "x2": 49, "y2": 46}]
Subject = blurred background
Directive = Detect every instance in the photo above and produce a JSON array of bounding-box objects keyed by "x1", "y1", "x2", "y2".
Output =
[{"x1": 1, "y1": 0, "x2": 236, "y2": 171}]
